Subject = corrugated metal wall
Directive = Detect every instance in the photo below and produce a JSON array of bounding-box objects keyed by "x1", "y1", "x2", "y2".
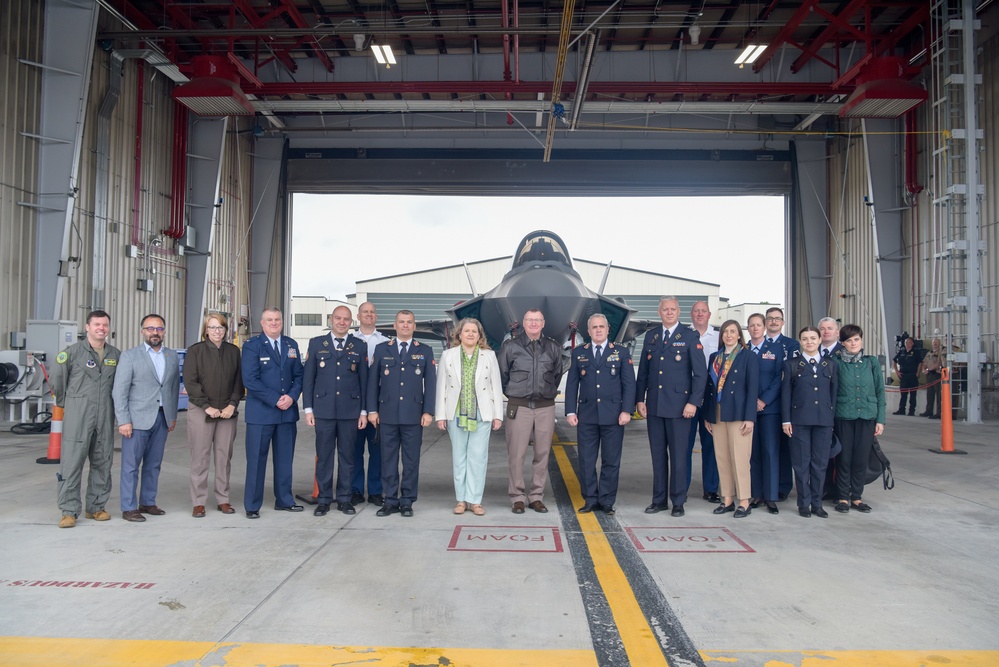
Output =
[
  {"x1": 1, "y1": 2, "x2": 251, "y2": 355},
  {"x1": 825, "y1": 126, "x2": 889, "y2": 359},
  {"x1": 0, "y1": 0, "x2": 42, "y2": 345}
]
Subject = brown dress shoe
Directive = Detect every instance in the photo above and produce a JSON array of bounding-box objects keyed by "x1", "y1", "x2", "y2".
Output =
[
  {"x1": 85, "y1": 510, "x2": 111, "y2": 521},
  {"x1": 122, "y1": 510, "x2": 146, "y2": 522},
  {"x1": 512, "y1": 501, "x2": 526, "y2": 514},
  {"x1": 59, "y1": 515, "x2": 76, "y2": 529},
  {"x1": 217, "y1": 503, "x2": 235, "y2": 514},
  {"x1": 192, "y1": 506, "x2": 206, "y2": 518},
  {"x1": 138, "y1": 505, "x2": 166, "y2": 515},
  {"x1": 528, "y1": 500, "x2": 549, "y2": 513}
]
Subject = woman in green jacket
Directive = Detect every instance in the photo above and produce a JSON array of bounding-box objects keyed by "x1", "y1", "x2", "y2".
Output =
[{"x1": 833, "y1": 324, "x2": 886, "y2": 514}]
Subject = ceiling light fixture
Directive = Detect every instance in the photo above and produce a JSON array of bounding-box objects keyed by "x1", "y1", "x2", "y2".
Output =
[
  {"x1": 370, "y1": 44, "x2": 396, "y2": 67},
  {"x1": 688, "y1": 23, "x2": 701, "y2": 45},
  {"x1": 734, "y1": 44, "x2": 767, "y2": 67}
]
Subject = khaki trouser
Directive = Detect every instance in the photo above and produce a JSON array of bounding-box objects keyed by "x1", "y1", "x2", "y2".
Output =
[
  {"x1": 187, "y1": 404, "x2": 238, "y2": 506},
  {"x1": 712, "y1": 406, "x2": 753, "y2": 502},
  {"x1": 505, "y1": 405, "x2": 555, "y2": 504}
]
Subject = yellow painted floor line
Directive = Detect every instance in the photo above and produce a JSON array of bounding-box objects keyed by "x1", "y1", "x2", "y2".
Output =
[
  {"x1": 552, "y1": 444, "x2": 670, "y2": 666},
  {"x1": 700, "y1": 649, "x2": 999, "y2": 666},
  {"x1": 0, "y1": 637, "x2": 599, "y2": 667}
]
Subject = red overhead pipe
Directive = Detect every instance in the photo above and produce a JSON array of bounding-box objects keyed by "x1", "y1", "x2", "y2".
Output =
[
  {"x1": 905, "y1": 109, "x2": 923, "y2": 195},
  {"x1": 167, "y1": 102, "x2": 188, "y2": 239},
  {"x1": 131, "y1": 61, "x2": 145, "y2": 246}
]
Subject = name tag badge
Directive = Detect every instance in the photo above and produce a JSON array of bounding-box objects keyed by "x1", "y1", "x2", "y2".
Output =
[{"x1": 104, "y1": 358, "x2": 117, "y2": 366}]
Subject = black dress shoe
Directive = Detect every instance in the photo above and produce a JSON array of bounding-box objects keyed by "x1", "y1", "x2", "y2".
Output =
[
  {"x1": 350, "y1": 492, "x2": 365, "y2": 505},
  {"x1": 812, "y1": 506, "x2": 829, "y2": 518},
  {"x1": 893, "y1": 409, "x2": 905, "y2": 415},
  {"x1": 671, "y1": 505, "x2": 685, "y2": 517},
  {"x1": 713, "y1": 503, "x2": 735, "y2": 515},
  {"x1": 702, "y1": 492, "x2": 721, "y2": 504},
  {"x1": 798, "y1": 508, "x2": 811, "y2": 518},
  {"x1": 578, "y1": 503, "x2": 599, "y2": 513},
  {"x1": 766, "y1": 501, "x2": 779, "y2": 515},
  {"x1": 749, "y1": 498, "x2": 763, "y2": 509},
  {"x1": 644, "y1": 503, "x2": 668, "y2": 514},
  {"x1": 400, "y1": 507, "x2": 414, "y2": 517},
  {"x1": 852, "y1": 502, "x2": 872, "y2": 513},
  {"x1": 314, "y1": 504, "x2": 330, "y2": 516},
  {"x1": 376, "y1": 505, "x2": 399, "y2": 517},
  {"x1": 733, "y1": 506, "x2": 751, "y2": 518},
  {"x1": 275, "y1": 504, "x2": 304, "y2": 512},
  {"x1": 368, "y1": 494, "x2": 385, "y2": 506},
  {"x1": 602, "y1": 505, "x2": 616, "y2": 515},
  {"x1": 777, "y1": 492, "x2": 788, "y2": 501},
  {"x1": 930, "y1": 414, "x2": 941, "y2": 419},
  {"x1": 246, "y1": 511, "x2": 260, "y2": 519},
  {"x1": 834, "y1": 501, "x2": 850, "y2": 513},
  {"x1": 919, "y1": 412, "x2": 931, "y2": 417},
  {"x1": 337, "y1": 502, "x2": 356, "y2": 515}
]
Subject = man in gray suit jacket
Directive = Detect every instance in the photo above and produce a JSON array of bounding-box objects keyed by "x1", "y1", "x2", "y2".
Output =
[{"x1": 113, "y1": 314, "x2": 180, "y2": 522}]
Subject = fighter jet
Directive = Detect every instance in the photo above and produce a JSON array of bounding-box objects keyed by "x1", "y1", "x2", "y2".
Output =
[{"x1": 440, "y1": 230, "x2": 639, "y2": 350}]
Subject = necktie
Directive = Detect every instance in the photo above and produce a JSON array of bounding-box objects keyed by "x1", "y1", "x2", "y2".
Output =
[
  {"x1": 810, "y1": 358, "x2": 817, "y2": 373},
  {"x1": 272, "y1": 339, "x2": 280, "y2": 356},
  {"x1": 400, "y1": 341, "x2": 408, "y2": 357},
  {"x1": 594, "y1": 344, "x2": 602, "y2": 359},
  {"x1": 335, "y1": 338, "x2": 344, "y2": 350}
]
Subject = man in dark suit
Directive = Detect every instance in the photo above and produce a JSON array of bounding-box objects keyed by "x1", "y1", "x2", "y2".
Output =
[
  {"x1": 241, "y1": 307, "x2": 304, "y2": 518},
  {"x1": 303, "y1": 306, "x2": 368, "y2": 517},
  {"x1": 765, "y1": 306, "x2": 799, "y2": 501},
  {"x1": 818, "y1": 317, "x2": 842, "y2": 359},
  {"x1": 112, "y1": 314, "x2": 180, "y2": 523},
  {"x1": 565, "y1": 314, "x2": 636, "y2": 515},
  {"x1": 746, "y1": 313, "x2": 783, "y2": 514},
  {"x1": 367, "y1": 310, "x2": 436, "y2": 517},
  {"x1": 636, "y1": 296, "x2": 707, "y2": 517}
]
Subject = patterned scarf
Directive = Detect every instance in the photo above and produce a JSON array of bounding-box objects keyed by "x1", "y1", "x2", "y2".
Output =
[
  {"x1": 711, "y1": 347, "x2": 740, "y2": 403},
  {"x1": 840, "y1": 348, "x2": 864, "y2": 363},
  {"x1": 457, "y1": 347, "x2": 479, "y2": 431}
]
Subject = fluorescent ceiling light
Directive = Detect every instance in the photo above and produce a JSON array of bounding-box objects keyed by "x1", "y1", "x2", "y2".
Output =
[
  {"x1": 735, "y1": 44, "x2": 767, "y2": 65},
  {"x1": 370, "y1": 44, "x2": 396, "y2": 65}
]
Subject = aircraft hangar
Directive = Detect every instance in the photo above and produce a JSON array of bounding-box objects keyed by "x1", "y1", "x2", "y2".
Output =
[{"x1": 2, "y1": 0, "x2": 997, "y2": 422}]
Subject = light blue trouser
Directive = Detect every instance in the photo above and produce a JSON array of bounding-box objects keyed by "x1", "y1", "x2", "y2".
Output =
[
  {"x1": 119, "y1": 409, "x2": 169, "y2": 512},
  {"x1": 447, "y1": 418, "x2": 491, "y2": 504}
]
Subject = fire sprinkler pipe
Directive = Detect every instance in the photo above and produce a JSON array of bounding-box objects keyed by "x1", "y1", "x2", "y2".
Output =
[
  {"x1": 132, "y1": 60, "x2": 145, "y2": 246},
  {"x1": 502, "y1": 0, "x2": 513, "y2": 124}
]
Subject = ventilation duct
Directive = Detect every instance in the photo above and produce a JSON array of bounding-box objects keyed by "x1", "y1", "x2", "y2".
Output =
[
  {"x1": 839, "y1": 57, "x2": 927, "y2": 118},
  {"x1": 172, "y1": 56, "x2": 255, "y2": 116}
]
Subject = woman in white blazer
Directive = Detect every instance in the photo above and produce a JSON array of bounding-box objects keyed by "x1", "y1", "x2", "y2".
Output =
[{"x1": 435, "y1": 318, "x2": 504, "y2": 515}]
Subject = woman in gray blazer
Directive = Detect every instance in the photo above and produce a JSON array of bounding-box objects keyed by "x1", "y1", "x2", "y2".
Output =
[{"x1": 435, "y1": 318, "x2": 504, "y2": 516}]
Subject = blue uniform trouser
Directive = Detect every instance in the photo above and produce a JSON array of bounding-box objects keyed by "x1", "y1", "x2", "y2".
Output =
[
  {"x1": 647, "y1": 415, "x2": 692, "y2": 507},
  {"x1": 789, "y1": 424, "x2": 832, "y2": 510},
  {"x1": 686, "y1": 405, "x2": 719, "y2": 495},
  {"x1": 778, "y1": 432, "x2": 794, "y2": 497},
  {"x1": 119, "y1": 409, "x2": 169, "y2": 512},
  {"x1": 244, "y1": 422, "x2": 297, "y2": 511},
  {"x1": 315, "y1": 417, "x2": 357, "y2": 505},
  {"x1": 380, "y1": 423, "x2": 423, "y2": 509},
  {"x1": 446, "y1": 419, "x2": 491, "y2": 505},
  {"x1": 750, "y1": 413, "x2": 781, "y2": 501},
  {"x1": 577, "y1": 422, "x2": 625, "y2": 507},
  {"x1": 351, "y1": 422, "x2": 382, "y2": 495}
]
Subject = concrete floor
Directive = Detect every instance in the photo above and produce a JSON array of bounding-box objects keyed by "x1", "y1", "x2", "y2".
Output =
[{"x1": 0, "y1": 404, "x2": 997, "y2": 666}]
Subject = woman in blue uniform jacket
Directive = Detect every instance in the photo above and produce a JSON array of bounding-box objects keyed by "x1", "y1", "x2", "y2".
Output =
[
  {"x1": 781, "y1": 326, "x2": 838, "y2": 518},
  {"x1": 704, "y1": 320, "x2": 759, "y2": 518}
]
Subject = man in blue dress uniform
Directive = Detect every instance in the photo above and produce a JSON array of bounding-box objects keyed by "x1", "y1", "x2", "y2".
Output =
[
  {"x1": 765, "y1": 306, "x2": 799, "y2": 501},
  {"x1": 636, "y1": 296, "x2": 707, "y2": 517},
  {"x1": 241, "y1": 307, "x2": 304, "y2": 518},
  {"x1": 746, "y1": 313, "x2": 784, "y2": 514},
  {"x1": 367, "y1": 310, "x2": 436, "y2": 517},
  {"x1": 565, "y1": 314, "x2": 636, "y2": 515},
  {"x1": 303, "y1": 305, "x2": 368, "y2": 517}
]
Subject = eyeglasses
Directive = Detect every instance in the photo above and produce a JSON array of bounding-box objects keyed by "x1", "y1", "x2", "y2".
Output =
[
  {"x1": 765, "y1": 317, "x2": 784, "y2": 322},
  {"x1": 206, "y1": 326, "x2": 225, "y2": 331},
  {"x1": 143, "y1": 326, "x2": 165, "y2": 333}
]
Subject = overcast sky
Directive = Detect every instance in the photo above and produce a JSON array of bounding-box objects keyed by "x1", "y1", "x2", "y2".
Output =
[{"x1": 291, "y1": 194, "x2": 785, "y2": 307}]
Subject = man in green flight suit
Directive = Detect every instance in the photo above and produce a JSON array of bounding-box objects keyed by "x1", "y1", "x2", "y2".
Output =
[{"x1": 51, "y1": 310, "x2": 121, "y2": 528}]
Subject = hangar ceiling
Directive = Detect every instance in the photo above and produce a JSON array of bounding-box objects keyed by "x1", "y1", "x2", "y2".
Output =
[{"x1": 99, "y1": 0, "x2": 931, "y2": 153}]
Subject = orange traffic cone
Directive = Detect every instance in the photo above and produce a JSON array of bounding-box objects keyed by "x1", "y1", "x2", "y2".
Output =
[
  {"x1": 36, "y1": 405, "x2": 63, "y2": 464},
  {"x1": 929, "y1": 368, "x2": 967, "y2": 455}
]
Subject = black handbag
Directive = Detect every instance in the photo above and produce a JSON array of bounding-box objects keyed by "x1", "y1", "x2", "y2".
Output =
[{"x1": 865, "y1": 436, "x2": 894, "y2": 490}]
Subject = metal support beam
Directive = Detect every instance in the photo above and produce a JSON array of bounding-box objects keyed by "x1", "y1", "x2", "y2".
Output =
[
  {"x1": 862, "y1": 118, "x2": 905, "y2": 363},
  {"x1": 792, "y1": 140, "x2": 830, "y2": 331},
  {"x1": 247, "y1": 138, "x2": 288, "y2": 335},
  {"x1": 32, "y1": 0, "x2": 99, "y2": 320},
  {"x1": 183, "y1": 117, "x2": 229, "y2": 347}
]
